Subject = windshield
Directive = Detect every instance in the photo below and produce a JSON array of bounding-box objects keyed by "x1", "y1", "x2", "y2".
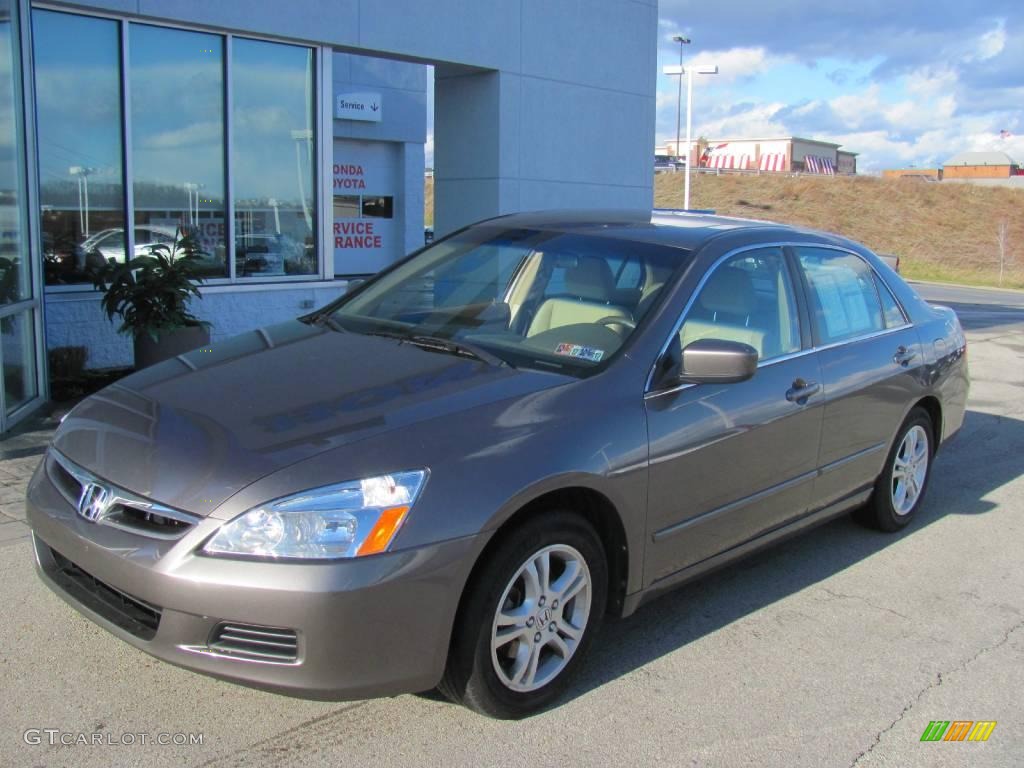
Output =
[{"x1": 325, "y1": 226, "x2": 688, "y2": 376}]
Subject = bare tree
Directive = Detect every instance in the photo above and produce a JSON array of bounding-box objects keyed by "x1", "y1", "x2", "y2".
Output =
[{"x1": 997, "y1": 219, "x2": 1010, "y2": 287}]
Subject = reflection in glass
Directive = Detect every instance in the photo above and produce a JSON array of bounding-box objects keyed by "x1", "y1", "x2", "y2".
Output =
[
  {"x1": 131, "y1": 24, "x2": 226, "y2": 277},
  {"x1": 33, "y1": 10, "x2": 124, "y2": 285},
  {"x1": 233, "y1": 38, "x2": 316, "y2": 277},
  {"x1": 2, "y1": 310, "x2": 37, "y2": 413},
  {"x1": 361, "y1": 196, "x2": 393, "y2": 219},
  {"x1": 334, "y1": 195, "x2": 360, "y2": 219}
]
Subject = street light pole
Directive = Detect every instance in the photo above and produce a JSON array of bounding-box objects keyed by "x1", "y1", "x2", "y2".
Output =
[
  {"x1": 671, "y1": 35, "x2": 690, "y2": 165},
  {"x1": 684, "y1": 66, "x2": 694, "y2": 210},
  {"x1": 682, "y1": 64, "x2": 719, "y2": 210},
  {"x1": 69, "y1": 166, "x2": 96, "y2": 236}
]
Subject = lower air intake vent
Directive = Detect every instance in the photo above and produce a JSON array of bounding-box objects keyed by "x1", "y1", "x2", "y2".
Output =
[{"x1": 208, "y1": 622, "x2": 298, "y2": 663}]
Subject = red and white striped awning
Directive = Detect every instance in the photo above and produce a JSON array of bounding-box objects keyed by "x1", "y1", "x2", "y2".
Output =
[
  {"x1": 804, "y1": 155, "x2": 835, "y2": 175},
  {"x1": 708, "y1": 153, "x2": 751, "y2": 170},
  {"x1": 759, "y1": 153, "x2": 786, "y2": 172}
]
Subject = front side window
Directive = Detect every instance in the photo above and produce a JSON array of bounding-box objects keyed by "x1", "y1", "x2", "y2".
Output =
[
  {"x1": 679, "y1": 248, "x2": 801, "y2": 362},
  {"x1": 326, "y1": 228, "x2": 686, "y2": 376},
  {"x1": 796, "y1": 247, "x2": 884, "y2": 344}
]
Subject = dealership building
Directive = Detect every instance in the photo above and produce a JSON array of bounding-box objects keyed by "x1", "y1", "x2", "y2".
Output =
[{"x1": 0, "y1": 0, "x2": 657, "y2": 431}]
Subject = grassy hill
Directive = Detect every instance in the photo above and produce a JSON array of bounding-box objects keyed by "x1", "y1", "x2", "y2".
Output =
[{"x1": 424, "y1": 173, "x2": 1024, "y2": 288}]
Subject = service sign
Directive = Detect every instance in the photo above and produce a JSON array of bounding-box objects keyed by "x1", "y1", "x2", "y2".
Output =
[
  {"x1": 332, "y1": 139, "x2": 399, "y2": 274},
  {"x1": 335, "y1": 92, "x2": 382, "y2": 122}
]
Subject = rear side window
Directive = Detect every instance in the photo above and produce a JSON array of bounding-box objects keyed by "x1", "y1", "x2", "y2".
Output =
[
  {"x1": 874, "y1": 273, "x2": 907, "y2": 328},
  {"x1": 795, "y1": 247, "x2": 884, "y2": 344}
]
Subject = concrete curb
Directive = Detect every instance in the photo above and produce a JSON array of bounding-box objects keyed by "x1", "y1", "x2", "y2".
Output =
[{"x1": 907, "y1": 279, "x2": 1024, "y2": 295}]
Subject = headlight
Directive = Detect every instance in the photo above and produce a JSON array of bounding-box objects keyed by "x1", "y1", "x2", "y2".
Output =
[{"x1": 202, "y1": 470, "x2": 427, "y2": 560}]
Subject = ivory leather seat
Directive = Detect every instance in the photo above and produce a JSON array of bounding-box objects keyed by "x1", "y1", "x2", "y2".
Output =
[{"x1": 527, "y1": 258, "x2": 629, "y2": 336}]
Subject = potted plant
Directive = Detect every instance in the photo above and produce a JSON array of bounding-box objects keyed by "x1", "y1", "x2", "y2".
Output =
[{"x1": 92, "y1": 227, "x2": 211, "y2": 369}]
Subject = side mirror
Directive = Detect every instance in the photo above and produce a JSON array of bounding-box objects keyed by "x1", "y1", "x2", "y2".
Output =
[
  {"x1": 680, "y1": 338, "x2": 758, "y2": 384},
  {"x1": 345, "y1": 277, "x2": 366, "y2": 293}
]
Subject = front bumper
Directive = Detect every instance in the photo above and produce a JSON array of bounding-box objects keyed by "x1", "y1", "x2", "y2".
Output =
[{"x1": 26, "y1": 459, "x2": 480, "y2": 701}]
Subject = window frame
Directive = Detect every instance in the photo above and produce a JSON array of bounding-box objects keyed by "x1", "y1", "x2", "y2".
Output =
[
  {"x1": 0, "y1": 0, "x2": 48, "y2": 430},
  {"x1": 33, "y1": 3, "x2": 330, "y2": 293}
]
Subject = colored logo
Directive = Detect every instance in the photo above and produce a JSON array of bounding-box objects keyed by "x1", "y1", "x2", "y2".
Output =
[{"x1": 920, "y1": 721, "x2": 996, "y2": 742}]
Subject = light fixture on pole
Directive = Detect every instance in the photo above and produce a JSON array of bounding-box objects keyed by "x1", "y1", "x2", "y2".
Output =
[
  {"x1": 669, "y1": 36, "x2": 690, "y2": 165},
  {"x1": 683, "y1": 64, "x2": 718, "y2": 210}
]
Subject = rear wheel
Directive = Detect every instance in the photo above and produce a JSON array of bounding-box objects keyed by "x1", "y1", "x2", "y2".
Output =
[
  {"x1": 855, "y1": 407, "x2": 934, "y2": 531},
  {"x1": 440, "y1": 512, "x2": 607, "y2": 718}
]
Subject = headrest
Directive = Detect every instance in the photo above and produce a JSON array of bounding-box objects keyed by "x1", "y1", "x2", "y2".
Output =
[
  {"x1": 699, "y1": 266, "x2": 756, "y2": 316},
  {"x1": 565, "y1": 258, "x2": 614, "y2": 302}
]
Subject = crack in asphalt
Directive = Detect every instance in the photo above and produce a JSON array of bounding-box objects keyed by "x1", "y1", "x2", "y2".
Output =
[
  {"x1": 848, "y1": 618, "x2": 1024, "y2": 767},
  {"x1": 818, "y1": 587, "x2": 911, "y2": 621},
  {"x1": 196, "y1": 701, "x2": 371, "y2": 768}
]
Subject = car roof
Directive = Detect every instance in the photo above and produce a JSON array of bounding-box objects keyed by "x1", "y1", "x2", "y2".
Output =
[{"x1": 482, "y1": 209, "x2": 863, "y2": 253}]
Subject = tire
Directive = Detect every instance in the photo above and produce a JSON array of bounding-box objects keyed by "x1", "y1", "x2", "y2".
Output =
[
  {"x1": 439, "y1": 511, "x2": 608, "y2": 718},
  {"x1": 854, "y1": 407, "x2": 934, "y2": 532}
]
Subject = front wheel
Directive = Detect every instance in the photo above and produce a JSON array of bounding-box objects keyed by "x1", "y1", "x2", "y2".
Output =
[
  {"x1": 855, "y1": 407, "x2": 934, "y2": 531},
  {"x1": 440, "y1": 512, "x2": 608, "y2": 718}
]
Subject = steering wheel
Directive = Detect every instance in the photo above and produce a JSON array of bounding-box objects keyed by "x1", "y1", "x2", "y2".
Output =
[{"x1": 595, "y1": 316, "x2": 636, "y2": 331}]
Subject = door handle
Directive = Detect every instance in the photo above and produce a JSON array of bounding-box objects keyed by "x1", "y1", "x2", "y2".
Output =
[
  {"x1": 893, "y1": 345, "x2": 917, "y2": 366},
  {"x1": 786, "y1": 379, "x2": 821, "y2": 404}
]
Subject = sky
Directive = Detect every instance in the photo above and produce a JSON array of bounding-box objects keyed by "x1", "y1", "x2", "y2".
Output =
[{"x1": 654, "y1": 0, "x2": 1024, "y2": 172}]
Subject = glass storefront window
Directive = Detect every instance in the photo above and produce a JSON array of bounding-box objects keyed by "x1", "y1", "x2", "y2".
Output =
[
  {"x1": 33, "y1": 10, "x2": 125, "y2": 285},
  {"x1": 2, "y1": 309, "x2": 37, "y2": 414},
  {"x1": 232, "y1": 38, "x2": 316, "y2": 277},
  {"x1": 130, "y1": 24, "x2": 227, "y2": 278},
  {"x1": 0, "y1": 0, "x2": 30, "y2": 303},
  {"x1": 32, "y1": 11, "x2": 319, "y2": 286}
]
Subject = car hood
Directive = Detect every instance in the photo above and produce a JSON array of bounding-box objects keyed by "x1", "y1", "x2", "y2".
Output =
[{"x1": 54, "y1": 320, "x2": 568, "y2": 515}]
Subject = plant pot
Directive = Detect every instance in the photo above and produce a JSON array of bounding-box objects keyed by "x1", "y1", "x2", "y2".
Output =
[{"x1": 133, "y1": 325, "x2": 211, "y2": 370}]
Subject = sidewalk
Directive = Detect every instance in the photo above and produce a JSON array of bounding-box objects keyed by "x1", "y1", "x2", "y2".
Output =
[{"x1": 0, "y1": 412, "x2": 60, "y2": 548}]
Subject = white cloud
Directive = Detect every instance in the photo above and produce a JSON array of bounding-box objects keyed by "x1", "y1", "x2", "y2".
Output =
[
  {"x1": 690, "y1": 47, "x2": 780, "y2": 85},
  {"x1": 974, "y1": 22, "x2": 1006, "y2": 62},
  {"x1": 142, "y1": 121, "x2": 222, "y2": 151},
  {"x1": 690, "y1": 102, "x2": 789, "y2": 141}
]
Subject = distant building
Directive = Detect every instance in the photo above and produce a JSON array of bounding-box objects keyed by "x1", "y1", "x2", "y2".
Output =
[
  {"x1": 942, "y1": 151, "x2": 1020, "y2": 180},
  {"x1": 882, "y1": 168, "x2": 943, "y2": 181},
  {"x1": 662, "y1": 137, "x2": 857, "y2": 175}
]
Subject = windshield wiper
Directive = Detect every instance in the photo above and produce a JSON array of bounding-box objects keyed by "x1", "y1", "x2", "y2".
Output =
[
  {"x1": 359, "y1": 328, "x2": 511, "y2": 368},
  {"x1": 311, "y1": 313, "x2": 347, "y2": 333},
  {"x1": 406, "y1": 334, "x2": 512, "y2": 368}
]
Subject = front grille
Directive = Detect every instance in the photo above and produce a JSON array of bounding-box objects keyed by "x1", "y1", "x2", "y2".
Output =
[
  {"x1": 46, "y1": 451, "x2": 199, "y2": 540},
  {"x1": 209, "y1": 622, "x2": 299, "y2": 663},
  {"x1": 47, "y1": 547, "x2": 162, "y2": 640}
]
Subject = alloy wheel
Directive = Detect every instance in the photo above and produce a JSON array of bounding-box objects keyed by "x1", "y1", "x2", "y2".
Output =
[
  {"x1": 892, "y1": 424, "x2": 929, "y2": 515},
  {"x1": 490, "y1": 544, "x2": 592, "y2": 693}
]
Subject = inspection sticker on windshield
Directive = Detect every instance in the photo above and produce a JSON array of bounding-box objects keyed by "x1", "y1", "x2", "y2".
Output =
[{"x1": 554, "y1": 343, "x2": 604, "y2": 363}]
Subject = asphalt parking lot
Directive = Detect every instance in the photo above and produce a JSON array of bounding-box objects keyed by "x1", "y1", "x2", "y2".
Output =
[{"x1": 0, "y1": 282, "x2": 1021, "y2": 768}]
